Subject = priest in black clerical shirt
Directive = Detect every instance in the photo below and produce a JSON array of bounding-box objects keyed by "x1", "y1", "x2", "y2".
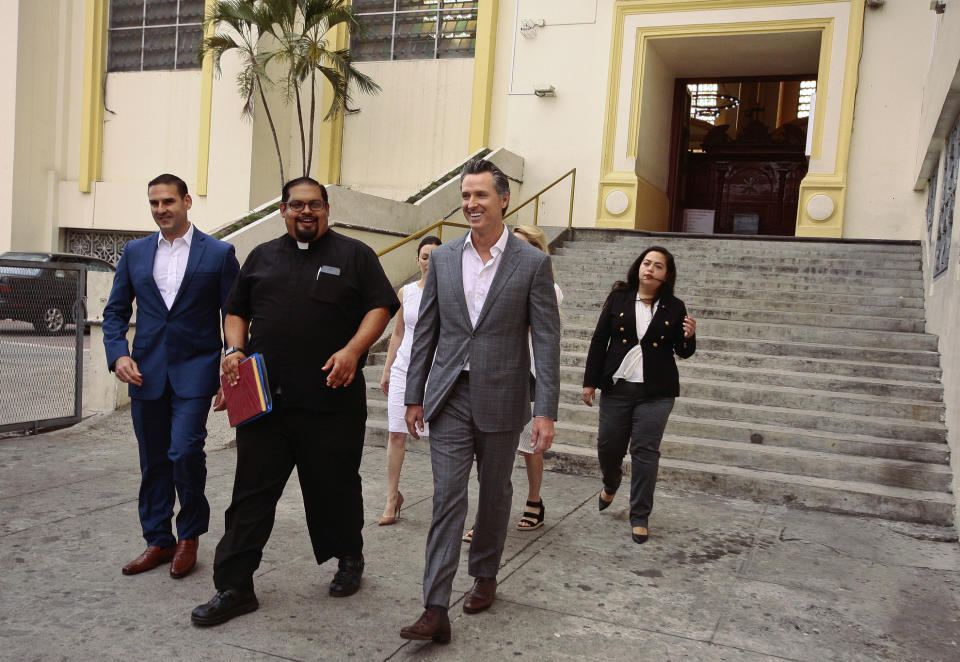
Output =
[{"x1": 191, "y1": 177, "x2": 399, "y2": 627}]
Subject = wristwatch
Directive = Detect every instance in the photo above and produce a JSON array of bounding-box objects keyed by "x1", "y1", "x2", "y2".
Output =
[{"x1": 224, "y1": 346, "x2": 245, "y2": 358}]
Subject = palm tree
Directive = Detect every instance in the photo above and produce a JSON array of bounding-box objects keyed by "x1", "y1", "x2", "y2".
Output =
[
  {"x1": 264, "y1": 0, "x2": 380, "y2": 177},
  {"x1": 201, "y1": 0, "x2": 287, "y2": 187},
  {"x1": 202, "y1": 0, "x2": 380, "y2": 185}
]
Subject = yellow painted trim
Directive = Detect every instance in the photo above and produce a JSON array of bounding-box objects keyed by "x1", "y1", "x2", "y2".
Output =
[
  {"x1": 468, "y1": 0, "x2": 498, "y2": 152},
  {"x1": 600, "y1": 0, "x2": 859, "y2": 236},
  {"x1": 596, "y1": 172, "x2": 638, "y2": 228},
  {"x1": 624, "y1": 19, "x2": 833, "y2": 162},
  {"x1": 599, "y1": 8, "x2": 627, "y2": 175},
  {"x1": 79, "y1": 0, "x2": 107, "y2": 193},
  {"x1": 832, "y1": 0, "x2": 864, "y2": 176},
  {"x1": 316, "y1": 22, "x2": 349, "y2": 185},
  {"x1": 809, "y1": 19, "x2": 832, "y2": 160},
  {"x1": 635, "y1": 176, "x2": 670, "y2": 231},
  {"x1": 795, "y1": 0, "x2": 863, "y2": 237},
  {"x1": 196, "y1": 0, "x2": 216, "y2": 196}
]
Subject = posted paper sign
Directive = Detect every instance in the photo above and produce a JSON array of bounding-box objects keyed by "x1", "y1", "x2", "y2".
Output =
[{"x1": 683, "y1": 209, "x2": 715, "y2": 234}]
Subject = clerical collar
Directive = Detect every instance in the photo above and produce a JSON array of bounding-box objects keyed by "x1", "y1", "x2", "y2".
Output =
[{"x1": 296, "y1": 241, "x2": 309, "y2": 250}]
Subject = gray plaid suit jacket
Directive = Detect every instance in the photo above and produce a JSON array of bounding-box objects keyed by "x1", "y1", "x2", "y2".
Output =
[{"x1": 405, "y1": 230, "x2": 561, "y2": 432}]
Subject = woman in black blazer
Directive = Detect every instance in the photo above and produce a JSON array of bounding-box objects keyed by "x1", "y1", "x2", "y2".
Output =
[{"x1": 581, "y1": 246, "x2": 696, "y2": 544}]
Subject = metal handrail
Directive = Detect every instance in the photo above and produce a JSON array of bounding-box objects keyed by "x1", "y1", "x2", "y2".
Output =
[
  {"x1": 376, "y1": 219, "x2": 470, "y2": 257},
  {"x1": 376, "y1": 167, "x2": 576, "y2": 259},
  {"x1": 503, "y1": 167, "x2": 576, "y2": 229}
]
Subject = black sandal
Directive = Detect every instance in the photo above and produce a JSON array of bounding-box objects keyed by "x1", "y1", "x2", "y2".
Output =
[{"x1": 516, "y1": 499, "x2": 545, "y2": 531}]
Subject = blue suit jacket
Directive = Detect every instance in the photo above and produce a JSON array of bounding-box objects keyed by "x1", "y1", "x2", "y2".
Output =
[{"x1": 103, "y1": 228, "x2": 240, "y2": 400}]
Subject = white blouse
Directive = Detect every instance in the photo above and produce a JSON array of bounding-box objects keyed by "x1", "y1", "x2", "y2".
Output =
[{"x1": 612, "y1": 298, "x2": 658, "y2": 383}]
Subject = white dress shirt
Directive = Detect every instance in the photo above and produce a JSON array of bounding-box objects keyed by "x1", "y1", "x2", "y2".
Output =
[
  {"x1": 461, "y1": 225, "x2": 509, "y2": 370},
  {"x1": 612, "y1": 298, "x2": 658, "y2": 383},
  {"x1": 153, "y1": 223, "x2": 194, "y2": 309}
]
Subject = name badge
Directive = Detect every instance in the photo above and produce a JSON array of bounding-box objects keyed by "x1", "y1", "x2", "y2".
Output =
[{"x1": 317, "y1": 265, "x2": 341, "y2": 278}]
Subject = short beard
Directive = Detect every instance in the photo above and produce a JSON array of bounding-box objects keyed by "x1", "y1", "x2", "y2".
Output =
[{"x1": 295, "y1": 225, "x2": 317, "y2": 242}]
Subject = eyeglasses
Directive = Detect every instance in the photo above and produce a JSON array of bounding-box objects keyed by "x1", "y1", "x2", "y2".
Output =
[{"x1": 285, "y1": 199, "x2": 327, "y2": 212}]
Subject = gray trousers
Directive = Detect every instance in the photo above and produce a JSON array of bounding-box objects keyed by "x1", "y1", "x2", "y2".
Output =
[
  {"x1": 422, "y1": 373, "x2": 522, "y2": 608},
  {"x1": 597, "y1": 381, "x2": 675, "y2": 528}
]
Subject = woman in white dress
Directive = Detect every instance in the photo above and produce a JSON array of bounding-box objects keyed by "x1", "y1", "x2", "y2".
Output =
[
  {"x1": 464, "y1": 225, "x2": 561, "y2": 542},
  {"x1": 378, "y1": 236, "x2": 441, "y2": 525}
]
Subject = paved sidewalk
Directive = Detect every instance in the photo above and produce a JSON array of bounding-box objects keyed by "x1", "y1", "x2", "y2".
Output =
[{"x1": 1, "y1": 408, "x2": 959, "y2": 661}]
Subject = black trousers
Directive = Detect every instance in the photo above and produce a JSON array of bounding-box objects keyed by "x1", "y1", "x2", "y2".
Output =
[
  {"x1": 213, "y1": 405, "x2": 366, "y2": 591},
  {"x1": 596, "y1": 381, "x2": 675, "y2": 528}
]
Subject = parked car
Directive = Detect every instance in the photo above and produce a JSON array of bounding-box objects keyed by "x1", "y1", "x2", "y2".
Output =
[{"x1": 0, "y1": 252, "x2": 115, "y2": 335}]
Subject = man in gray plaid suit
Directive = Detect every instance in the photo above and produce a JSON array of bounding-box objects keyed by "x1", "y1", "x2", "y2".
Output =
[{"x1": 400, "y1": 159, "x2": 561, "y2": 643}]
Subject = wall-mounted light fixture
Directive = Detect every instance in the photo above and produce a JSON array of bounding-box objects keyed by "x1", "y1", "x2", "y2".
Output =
[
  {"x1": 533, "y1": 85, "x2": 556, "y2": 98},
  {"x1": 931, "y1": 0, "x2": 946, "y2": 14},
  {"x1": 520, "y1": 18, "x2": 546, "y2": 38}
]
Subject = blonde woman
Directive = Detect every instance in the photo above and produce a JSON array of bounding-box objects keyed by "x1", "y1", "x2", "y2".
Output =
[
  {"x1": 464, "y1": 225, "x2": 561, "y2": 541},
  {"x1": 379, "y1": 236, "x2": 441, "y2": 525}
]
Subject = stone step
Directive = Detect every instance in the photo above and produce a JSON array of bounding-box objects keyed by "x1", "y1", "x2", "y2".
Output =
[
  {"x1": 542, "y1": 443, "x2": 954, "y2": 526},
  {"x1": 361, "y1": 414, "x2": 949, "y2": 494},
  {"x1": 540, "y1": 399, "x2": 946, "y2": 443},
  {"x1": 521, "y1": 362, "x2": 943, "y2": 402},
  {"x1": 558, "y1": 336, "x2": 940, "y2": 367},
  {"x1": 560, "y1": 305, "x2": 925, "y2": 333},
  {"x1": 558, "y1": 349, "x2": 942, "y2": 382},
  {"x1": 560, "y1": 319, "x2": 939, "y2": 352},
  {"x1": 363, "y1": 394, "x2": 946, "y2": 444},
  {"x1": 550, "y1": 249, "x2": 921, "y2": 271},
  {"x1": 553, "y1": 256, "x2": 922, "y2": 281},
  {"x1": 665, "y1": 435, "x2": 952, "y2": 492},
  {"x1": 557, "y1": 271, "x2": 922, "y2": 293},
  {"x1": 363, "y1": 363, "x2": 943, "y2": 409},
  {"x1": 664, "y1": 415, "x2": 950, "y2": 464},
  {"x1": 677, "y1": 363, "x2": 942, "y2": 401},
  {"x1": 559, "y1": 292, "x2": 926, "y2": 316},
  {"x1": 563, "y1": 235, "x2": 920, "y2": 257},
  {"x1": 557, "y1": 278, "x2": 922, "y2": 298}
]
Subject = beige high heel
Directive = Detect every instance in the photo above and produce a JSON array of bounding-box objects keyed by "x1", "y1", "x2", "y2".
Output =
[{"x1": 378, "y1": 491, "x2": 404, "y2": 526}]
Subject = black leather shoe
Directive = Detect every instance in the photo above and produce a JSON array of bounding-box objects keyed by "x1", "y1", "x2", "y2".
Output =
[
  {"x1": 329, "y1": 555, "x2": 364, "y2": 597},
  {"x1": 632, "y1": 526, "x2": 649, "y2": 544},
  {"x1": 191, "y1": 589, "x2": 259, "y2": 627},
  {"x1": 598, "y1": 489, "x2": 615, "y2": 512}
]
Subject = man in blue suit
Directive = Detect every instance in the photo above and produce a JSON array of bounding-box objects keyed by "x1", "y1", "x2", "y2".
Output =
[{"x1": 103, "y1": 173, "x2": 239, "y2": 579}]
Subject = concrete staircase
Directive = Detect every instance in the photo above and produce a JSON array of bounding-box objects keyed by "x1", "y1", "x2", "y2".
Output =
[{"x1": 363, "y1": 230, "x2": 953, "y2": 526}]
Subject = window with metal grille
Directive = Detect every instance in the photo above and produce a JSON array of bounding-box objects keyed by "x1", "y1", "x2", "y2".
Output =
[
  {"x1": 107, "y1": 0, "x2": 205, "y2": 72},
  {"x1": 934, "y1": 115, "x2": 959, "y2": 279},
  {"x1": 688, "y1": 83, "x2": 720, "y2": 125},
  {"x1": 351, "y1": 1, "x2": 478, "y2": 62},
  {"x1": 797, "y1": 80, "x2": 817, "y2": 118},
  {"x1": 926, "y1": 166, "x2": 939, "y2": 239}
]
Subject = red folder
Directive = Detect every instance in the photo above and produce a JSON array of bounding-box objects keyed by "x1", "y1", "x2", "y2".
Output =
[{"x1": 220, "y1": 353, "x2": 273, "y2": 427}]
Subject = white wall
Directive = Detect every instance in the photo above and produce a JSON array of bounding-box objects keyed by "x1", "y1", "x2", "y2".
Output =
[
  {"x1": 844, "y1": 2, "x2": 933, "y2": 239},
  {"x1": 340, "y1": 59, "x2": 473, "y2": 201},
  {"x1": 9, "y1": 0, "x2": 74, "y2": 252},
  {"x1": 915, "y1": 4, "x2": 960, "y2": 530},
  {"x1": 635, "y1": 41, "x2": 674, "y2": 193},
  {"x1": 0, "y1": 0, "x2": 20, "y2": 252},
  {"x1": 489, "y1": 0, "x2": 612, "y2": 228}
]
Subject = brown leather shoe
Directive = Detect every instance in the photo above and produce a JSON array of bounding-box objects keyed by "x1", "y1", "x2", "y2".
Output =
[
  {"x1": 400, "y1": 607, "x2": 451, "y2": 643},
  {"x1": 170, "y1": 538, "x2": 199, "y2": 578},
  {"x1": 463, "y1": 576, "x2": 497, "y2": 614},
  {"x1": 121, "y1": 545, "x2": 175, "y2": 575}
]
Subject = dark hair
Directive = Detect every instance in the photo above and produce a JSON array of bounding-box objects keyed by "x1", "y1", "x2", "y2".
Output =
[
  {"x1": 417, "y1": 235, "x2": 442, "y2": 253},
  {"x1": 148, "y1": 173, "x2": 188, "y2": 198},
  {"x1": 610, "y1": 246, "x2": 677, "y2": 301},
  {"x1": 460, "y1": 159, "x2": 510, "y2": 213},
  {"x1": 282, "y1": 176, "x2": 327, "y2": 203}
]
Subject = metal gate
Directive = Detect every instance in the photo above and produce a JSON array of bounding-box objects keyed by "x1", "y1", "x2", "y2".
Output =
[{"x1": 0, "y1": 259, "x2": 86, "y2": 433}]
